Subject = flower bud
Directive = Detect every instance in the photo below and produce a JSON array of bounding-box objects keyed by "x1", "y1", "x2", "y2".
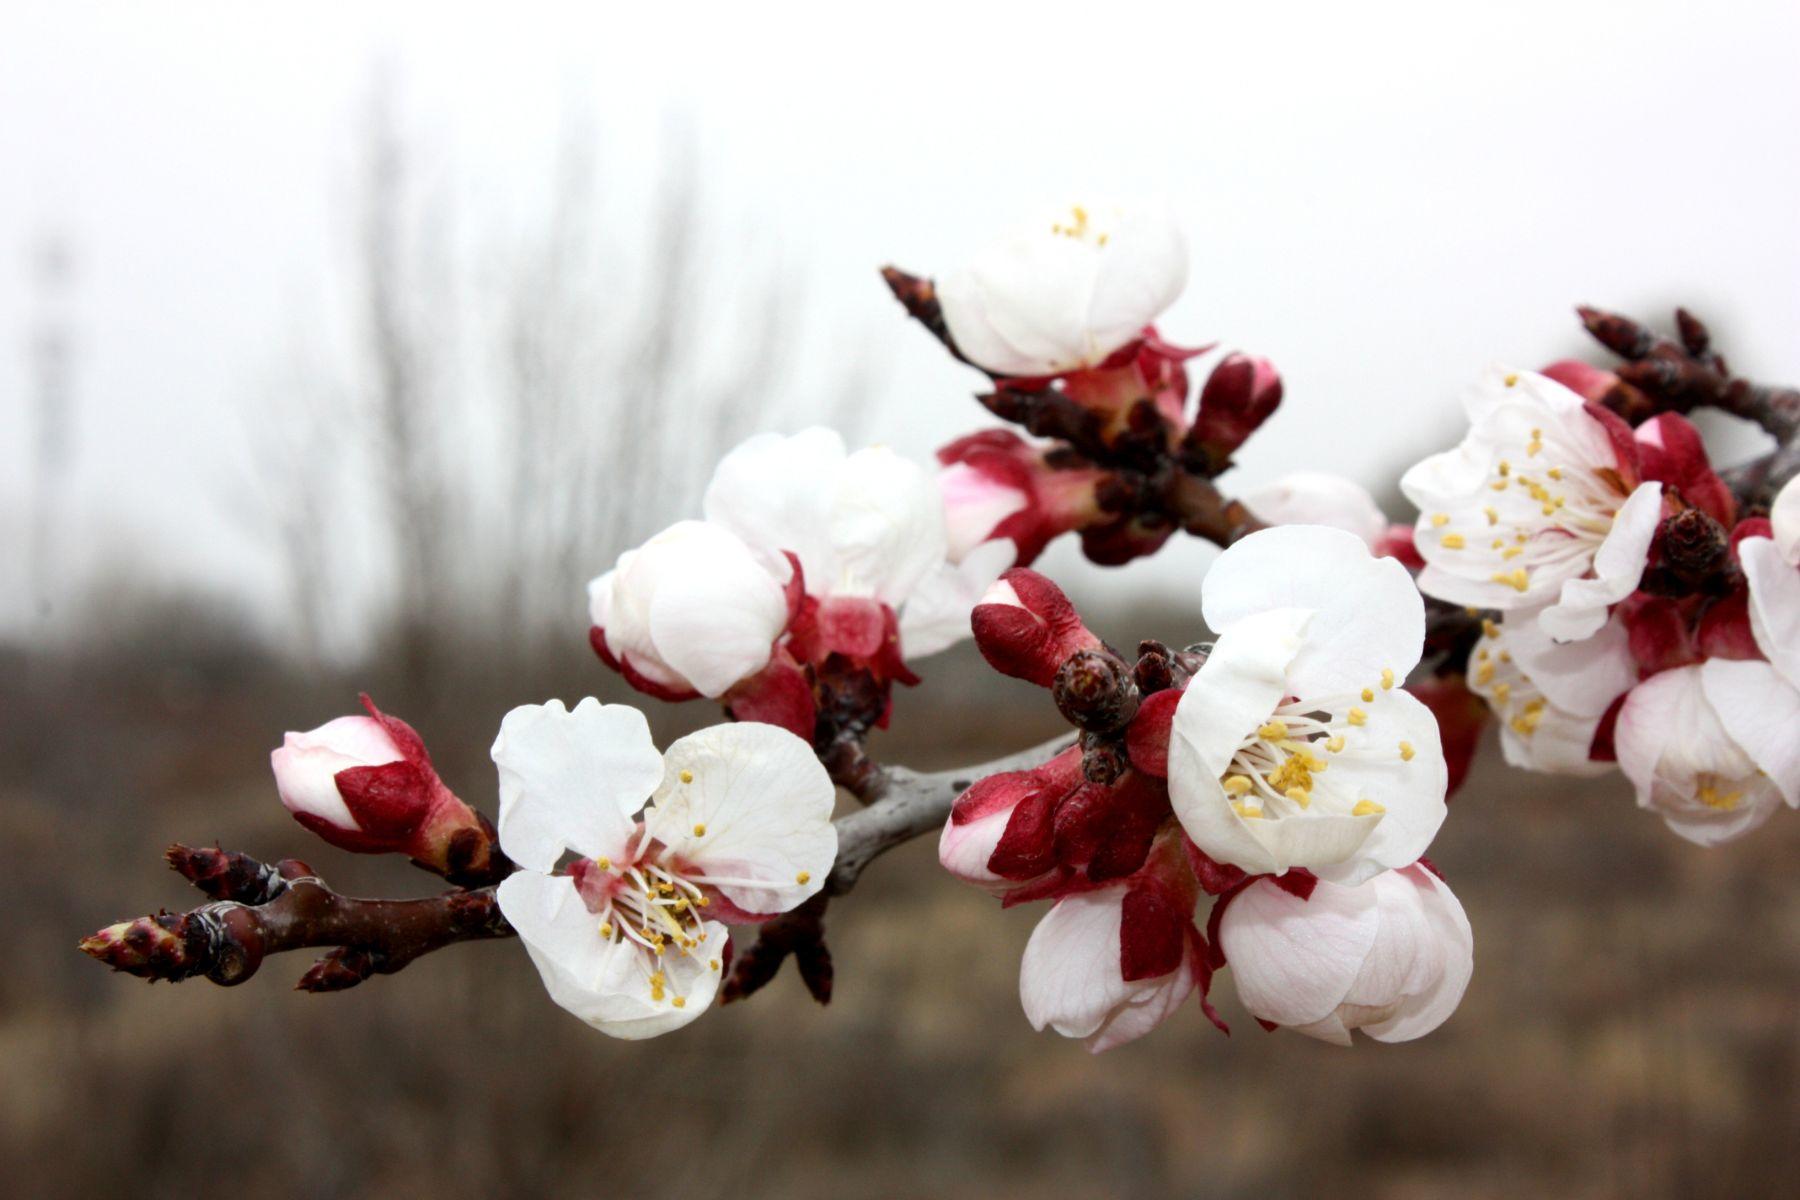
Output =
[
  {"x1": 936, "y1": 429, "x2": 1106, "y2": 565},
  {"x1": 1184, "y1": 352, "x2": 1282, "y2": 471},
  {"x1": 940, "y1": 746, "x2": 1085, "y2": 892},
  {"x1": 971, "y1": 568, "x2": 1102, "y2": 687},
  {"x1": 1634, "y1": 412, "x2": 1736, "y2": 527},
  {"x1": 1053, "y1": 648, "x2": 1141, "y2": 733},
  {"x1": 271, "y1": 695, "x2": 503, "y2": 885}
]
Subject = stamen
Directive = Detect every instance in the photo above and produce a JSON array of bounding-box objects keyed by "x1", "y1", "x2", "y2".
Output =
[
  {"x1": 1380, "y1": 668, "x2": 1395, "y2": 690},
  {"x1": 1399, "y1": 741, "x2": 1415, "y2": 761},
  {"x1": 1352, "y1": 799, "x2": 1386, "y2": 816}
]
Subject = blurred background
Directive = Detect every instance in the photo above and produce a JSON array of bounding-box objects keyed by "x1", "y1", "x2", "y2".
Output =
[{"x1": 3, "y1": 3, "x2": 1798, "y2": 1196}]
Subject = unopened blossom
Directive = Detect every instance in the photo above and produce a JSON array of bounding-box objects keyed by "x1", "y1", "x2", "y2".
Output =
[
  {"x1": 935, "y1": 428, "x2": 1107, "y2": 566},
  {"x1": 1169, "y1": 525, "x2": 1448, "y2": 886},
  {"x1": 1219, "y1": 863, "x2": 1473, "y2": 1045},
  {"x1": 1016, "y1": 831, "x2": 1207, "y2": 1053},
  {"x1": 938, "y1": 744, "x2": 1086, "y2": 895},
  {"x1": 937, "y1": 200, "x2": 1188, "y2": 378},
  {"x1": 1465, "y1": 608, "x2": 1634, "y2": 777},
  {"x1": 1615, "y1": 660, "x2": 1800, "y2": 846},
  {"x1": 703, "y1": 427, "x2": 1012, "y2": 662},
  {"x1": 1242, "y1": 471, "x2": 1388, "y2": 548},
  {"x1": 492, "y1": 699, "x2": 836, "y2": 1039},
  {"x1": 588, "y1": 520, "x2": 792, "y2": 700},
  {"x1": 271, "y1": 695, "x2": 499, "y2": 881},
  {"x1": 1740, "y1": 475, "x2": 1800, "y2": 693},
  {"x1": 1401, "y1": 368, "x2": 1662, "y2": 642}
]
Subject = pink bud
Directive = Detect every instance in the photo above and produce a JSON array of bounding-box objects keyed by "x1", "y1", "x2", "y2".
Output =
[
  {"x1": 1540, "y1": 358, "x2": 1619, "y2": 402},
  {"x1": 971, "y1": 568, "x2": 1103, "y2": 687},
  {"x1": 1185, "y1": 352, "x2": 1282, "y2": 468},
  {"x1": 270, "y1": 696, "x2": 501, "y2": 884},
  {"x1": 937, "y1": 429, "x2": 1106, "y2": 566},
  {"x1": 1634, "y1": 412, "x2": 1736, "y2": 526}
]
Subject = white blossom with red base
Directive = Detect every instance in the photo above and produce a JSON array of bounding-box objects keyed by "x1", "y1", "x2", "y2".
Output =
[
  {"x1": 1169, "y1": 526, "x2": 1449, "y2": 886},
  {"x1": 270, "y1": 694, "x2": 493, "y2": 877},
  {"x1": 1401, "y1": 368, "x2": 1662, "y2": 642},
  {"x1": 1614, "y1": 661, "x2": 1800, "y2": 846},
  {"x1": 937, "y1": 200, "x2": 1188, "y2": 379},
  {"x1": 492, "y1": 699, "x2": 836, "y2": 1039},
  {"x1": 1218, "y1": 863, "x2": 1472, "y2": 1045}
]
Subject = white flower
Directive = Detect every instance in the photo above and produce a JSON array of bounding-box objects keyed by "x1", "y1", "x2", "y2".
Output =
[
  {"x1": 1219, "y1": 863, "x2": 1473, "y2": 1046},
  {"x1": 1017, "y1": 880, "x2": 1203, "y2": 1054},
  {"x1": 1466, "y1": 608, "x2": 1634, "y2": 776},
  {"x1": 937, "y1": 200, "x2": 1188, "y2": 377},
  {"x1": 492, "y1": 699, "x2": 837, "y2": 1039},
  {"x1": 702, "y1": 427, "x2": 1010, "y2": 660},
  {"x1": 1740, "y1": 474, "x2": 1800, "y2": 692},
  {"x1": 588, "y1": 520, "x2": 791, "y2": 698},
  {"x1": 1615, "y1": 661, "x2": 1800, "y2": 846},
  {"x1": 1242, "y1": 471, "x2": 1389, "y2": 548},
  {"x1": 1168, "y1": 526, "x2": 1447, "y2": 886},
  {"x1": 1401, "y1": 369, "x2": 1663, "y2": 642}
]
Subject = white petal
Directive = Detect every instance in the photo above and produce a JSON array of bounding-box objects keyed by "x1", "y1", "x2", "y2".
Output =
[
  {"x1": 900, "y1": 538, "x2": 1017, "y2": 660},
  {"x1": 1537, "y1": 482, "x2": 1662, "y2": 642},
  {"x1": 641, "y1": 523, "x2": 790, "y2": 697},
  {"x1": 1363, "y1": 867, "x2": 1474, "y2": 1043},
  {"x1": 498, "y1": 871, "x2": 724, "y2": 1039},
  {"x1": 1169, "y1": 608, "x2": 1309, "y2": 875},
  {"x1": 1017, "y1": 885, "x2": 1194, "y2": 1051},
  {"x1": 1308, "y1": 689, "x2": 1449, "y2": 886},
  {"x1": 1615, "y1": 667, "x2": 1782, "y2": 845},
  {"x1": 1503, "y1": 609, "x2": 1635, "y2": 716},
  {"x1": 491, "y1": 699, "x2": 665, "y2": 873},
  {"x1": 939, "y1": 461, "x2": 1029, "y2": 562},
  {"x1": 828, "y1": 446, "x2": 950, "y2": 603},
  {"x1": 1202, "y1": 525, "x2": 1425, "y2": 696},
  {"x1": 1242, "y1": 472, "x2": 1388, "y2": 548},
  {"x1": 1771, "y1": 475, "x2": 1800, "y2": 564},
  {"x1": 1741, "y1": 537, "x2": 1800, "y2": 692},
  {"x1": 1701, "y1": 658, "x2": 1800, "y2": 805},
  {"x1": 1080, "y1": 201, "x2": 1189, "y2": 357},
  {"x1": 643, "y1": 722, "x2": 838, "y2": 915},
  {"x1": 271, "y1": 715, "x2": 402, "y2": 831},
  {"x1": 1220, "y1": 876, "x2": 1380, "y2": 1029},
  {"x1": 702, "y1": 428, "x2": 845, "y2": 585}
]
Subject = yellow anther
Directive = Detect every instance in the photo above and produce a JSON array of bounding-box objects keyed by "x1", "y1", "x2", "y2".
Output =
[
  {"x1": 596, "y1": 857, "x2": 611, "y2": 870},
  {"x1": 1491, "y1": 480, "x2": 1509, "y2": 492},
  {"x1": 1476, "y1": 660, "x2": 1496, "y2": 686},
  {"x1": 1223, "y1": 774, "x2": 1254, "y2": 796},
  {"x1": 1441, "y1": 533, "x2": 1465, "y2": 549},
  {"x1": 1484, "y1": 506, "x2": 1499, "y2": 525},
  {"x1": 1498, "y1": 460, "x2": 1511, "y2": 477},
  {"x1": 1503, "y1": 546, "x2": 1524, "y2": 560},
  {"x1": 1548, "y1": 467, "x2": 1563, "y2": 480},
  {"x1": 1352, "y1": 799, "x2": 1386, "y2": 817},
  {"x1": 709, "y1": 959, "x2": 721, "y2": 971},
  {"x1": 1399, "y1": 741, "x2": 1416, "y2": 762},
  {"x1": 1491, "y1": 538, "x2": 1505, "y2": 549},
  {"x1": 672, "y1": 997, "x2": 687, "y2": 1008},
  {"x1": 1381, "y1": 668, "x2": 1395, "y2": 690},
  {"x1": 1509, "y1": 698, "x2": 1545, "y2": 735},
  {"x1": 1431, "y1": 513, "x2": 1450, "y2": 527},
  {"x1": 1492, "y1": 568, "x2": 1530, "y2": 592},
  {"x1": 1504, "y1": 373, "x2": 1520, "y2": 387},
  {"x1": 1258, "y1": 720, "x2": 1289, "y2": 740},
  {"x1": 1361, "y1": 688, "x2": 1374, "y2": 702},
  {"x1": 696, "y1": 896, "x2": 711, "y2": 907},
  {"x1": 679, "y1": 769, "x2": 694, "y2": 784},
  {"x1": 1325, "y1": 735, "x2": 1346, "y2": 753},
  {"x1": 1284, "y1": 786, "x2": 1311, "y2": 808},
  {"x1": 796, "y1": 871, "x2": 811, "y2": 885},
  {"x1": 692, "y1": 823, "x2": 707, "y2": 837},
  {"x1": 1499, "y1": 650, "x2": 1512, "y2": 663},
  {"x1": 1233, "y1": 802, "x2": 1265, "y2": 820},
  {"x1": 1348, "y1": 707, "x2": 1368, "y2": 726},
  {"x1": 1541, "y1": 503, "x2": 1556, "y2": 516},
  {"x1": 599, "y1": 922, "x2": 613, "y2": 939},
  {"x1": 1482, "y1": 618, "x2": 1500, "y2": 639}
]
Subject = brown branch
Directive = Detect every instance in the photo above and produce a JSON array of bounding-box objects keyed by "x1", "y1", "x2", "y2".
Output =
[{"x1": 82, "y1": 738, "x2": 1077, "y2": 994}]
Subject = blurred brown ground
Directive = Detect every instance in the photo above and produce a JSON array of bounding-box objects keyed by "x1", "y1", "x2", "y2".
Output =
[{"x1": 4, "y1": 617, "x2": 1798, "y2": 1200}]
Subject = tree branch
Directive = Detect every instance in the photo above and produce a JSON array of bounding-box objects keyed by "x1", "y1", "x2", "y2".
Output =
[{"x1": 82, "y1": 737, "x2": 1077, "y2": 992}]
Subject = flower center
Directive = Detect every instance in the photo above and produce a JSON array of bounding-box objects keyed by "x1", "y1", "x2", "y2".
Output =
[
  {"x1": 583, "y1": 855, "x2": 719, "y2": 1008},
  {"x1": 1471, "y1": 621, "x2": 1549, "y2": 739},
  {"x1": 1220, "y1": 668, "x2": 1411, "y2": 822},
  {"x1": 1050, "y1": 204, "x2": 1109, "y2": 247},
  {"x1": 1695, "y1": 775, "x2": 1744, "y2": 811}
]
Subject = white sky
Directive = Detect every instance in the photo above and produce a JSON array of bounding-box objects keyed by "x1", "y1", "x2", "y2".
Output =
[{"x1": 3, "y1": 0, "x2": 1798, "y2": 641}]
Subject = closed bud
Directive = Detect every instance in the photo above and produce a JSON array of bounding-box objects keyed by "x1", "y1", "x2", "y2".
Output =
[
  {"x1": 271, "y1": 695, "x2": 504, "y2": 886},
  {"x1": 1185, "y1": 352, "x2": 1282, "y2": 471},
  {"x1": 1053, "y1": 649, "x2": 1140, "y2": 733},
  {"x1": 936, "y1": 429, "x2": 1107, "y2": 566},
  {"x1": 971, "y1": 568, "x2": 1102, "y2": 687}
]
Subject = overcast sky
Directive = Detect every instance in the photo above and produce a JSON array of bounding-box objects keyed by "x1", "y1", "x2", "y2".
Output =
[{"x1": 3, "y1": 1, "x2": 1797, "y2": 643}]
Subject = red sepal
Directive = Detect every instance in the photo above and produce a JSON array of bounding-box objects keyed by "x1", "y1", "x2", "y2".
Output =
[
  {"x1": 333, "y1": 760, "x2": 436, "y2": 839},
  {"x1": 1124, "y1": 688, "x2": 1182, "y2": 777},
  {"x1": 588, "y1": 626, "x2": 702, "y2": 703},
  {"x1": 1583, "y1": 400, "x2": 1642, "y2": 486},
  {"x1": 724, "y1": 654, "x2": 817, "y2": 740},
  {"x1": 971, "y1": 567, "x2": 1100, "y2": 687},
  {"x1": 1635, "y1": 412, "x2": 1734, "y2": 526},
  {"x1": 1181, "y1": 835, "x2": 1248, "y2": 896},
  {"x1": 1697, "y1": 591, "x2": 1760, "y2": 661},
  {"x1": 1119, "y1": 881, "x2": 1188, "y2": 982}
]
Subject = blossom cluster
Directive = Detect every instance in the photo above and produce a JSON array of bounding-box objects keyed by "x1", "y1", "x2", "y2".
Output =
[
  {"x1": 1402, "y1": 365, "x2": 1800, "y2": 844},
  {"x1": 587, "y1": 428, "x2": 1013, "y2": 749},
  {"x1": 941, "y1": 525, "x2": 1472, "y2": 1050}
]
